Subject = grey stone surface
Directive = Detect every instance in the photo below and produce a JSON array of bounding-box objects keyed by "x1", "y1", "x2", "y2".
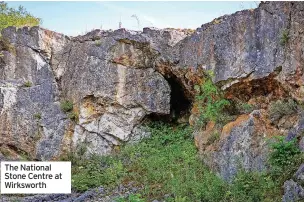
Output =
[
  {"x1": 1, "y1": 1, "x2": 304, "y2": 166},
  {"x1": 283, "y1": 180, "x2": 304, "y2": 202}
]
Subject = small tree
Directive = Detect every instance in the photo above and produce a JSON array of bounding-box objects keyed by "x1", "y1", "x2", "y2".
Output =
[{"x1": 0, "y1": 2, "x2": 41, "y2": 32}]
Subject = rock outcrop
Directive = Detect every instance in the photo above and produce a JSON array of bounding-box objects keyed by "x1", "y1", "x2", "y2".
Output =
[{"x1": 0, "y1": 2, "x2": 304, "y2": 195}]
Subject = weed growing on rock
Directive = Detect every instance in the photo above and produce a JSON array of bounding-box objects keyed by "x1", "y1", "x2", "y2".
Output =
[
  {"x1": 60, "y1": 100, "x2": 73, "y2": 113},
  {"x1": 33, "y1": 113, "x2": 41, "y2": 120},
  {"x1": 68, "y1": 111, "x2": 79, "y2": 122},
  {"x1": 22, "y1": 81, "x2": 32, "y2": 87},
  {"x1": 0, "y1": 2, "x2": 40, "y2": 31},
  {"x1": 235, "y1": 101, "x2": 255, "y2": 114},
  {"x1": 280, "y1": 29, "x2": 289, "y2": 46},
  {"x1": 194, "y1": 71, "x2": 230, "y2": 128},
  {"x1": 269, "y1": 136, "x2": 304, "y2": 184},
  {"x1": 230, "y1": 170, "x2": 280, "y2": 202}
]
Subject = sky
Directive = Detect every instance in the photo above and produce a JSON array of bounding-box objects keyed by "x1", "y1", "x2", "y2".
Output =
[{"x1": 7, "y1": 1, "x2": 259, "y2": 36}]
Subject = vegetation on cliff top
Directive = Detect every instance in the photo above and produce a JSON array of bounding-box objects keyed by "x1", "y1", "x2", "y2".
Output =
[{"x1": 0, "y1": 2, "x2": 40, "y2": 32}]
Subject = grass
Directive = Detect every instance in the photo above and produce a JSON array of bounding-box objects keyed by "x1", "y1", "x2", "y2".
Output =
[
  {"x1": 68, "y1": 111, "x2": 79, "y2": 122},
  {"x1": 60, "y1": 100, "x2": 73, "y2": 113},
  {"x1": 68, "y1": 122, "x2": 230, "y2": 201},
  {"x1": 22, "y1": 81, "x2": 32, "y2": 87},
  {"x1": 280, "y1": 29, "x2": 289, "y2": 46},
  {"x1": 67, "y1": 122, "x2": 303, "y2": 201}
]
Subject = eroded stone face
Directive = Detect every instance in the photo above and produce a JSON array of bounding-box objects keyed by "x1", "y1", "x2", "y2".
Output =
[
  {"x1": 1, "y1": 2, "x2": 304, "y2": 176},
  {"x1": 0, "y1": 27, "x2": 69, "y2": 160},
  {"x1": 195, "y1": 110, "x2": 280, "y2": 181}
]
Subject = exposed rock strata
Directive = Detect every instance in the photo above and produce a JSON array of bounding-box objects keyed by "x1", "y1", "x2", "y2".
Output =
[{"x1": 0, "y1": 4, "x2": 304, "y2": 197}]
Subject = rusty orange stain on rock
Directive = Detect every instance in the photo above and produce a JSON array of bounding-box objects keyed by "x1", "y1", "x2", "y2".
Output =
[{"x1": 221, "y1": 114, "x2": 250, "y2": 139}]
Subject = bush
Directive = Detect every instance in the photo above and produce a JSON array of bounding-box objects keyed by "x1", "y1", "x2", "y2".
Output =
[
  {"x1": 0, "y1": 2, "x2": 40, "y2": 31},
  {"x1": 230, "y1": 170, "x2": 280, "y2": 202},
  {"x1": 269, "y1": 136, "x2": 303, "y2": 184},
  {"x1": 268, "y1": 98, "x2": 297, "y2": 122},
  {"x1": 194, "y1": 72, "x2": 230, "y2": 128},
  {"x1": 70, "y1": 122, "x2": 303, "y2": 201},
  {"x1": 72, "y1": 155, "x2": 125, "y2": 192},
  {"x1": 70, "y1": 122, "x2": 229, "y2": 200},
  {"x1": 60, "y1": 100, "x2": 73, "y2": 113},
  {"x1": 68, "y1": 111, "x2": 79, "y2": 121}
]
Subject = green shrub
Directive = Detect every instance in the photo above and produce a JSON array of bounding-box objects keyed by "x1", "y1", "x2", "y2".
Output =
[
  {"x1": 33, "y1": 113, "x2": 41, "y2": 119},
  {"x1": 70, "y1": 122, "x2": 229, "y2": 200},
  {"x1": 280, "y1": 29, "x2": 289, "y2": 46},
  {"x1": 268, "y1": 98, "x2": 297, "y2": 122},
  {"x1": 269, "y1": 136, "x2": 301, "y2": 168},
  {"x1": 194, "y1": 72, "x2": 230, "y2": 128},
  {"x1": 72, "y1": 155, "x2": 124, "y2": 192},
  {"x1": 60, "y1": 100, "x2": 73, "y2": 113},
  {"x1": 269, "y1": 136, "x2": 303, "y2": 184},
  {"x1": 23, "y1": 81, "x2": 32, "y2": 87},
  {"x1": 115, "y1": 123, "x2": 228, "y2": 201},
  {"x1": 70, "y1": 122, "x2": 303, "y2": 201},
  {"x1": 115, "y1": 194, "x2": 145, "y2": 202},
  {"x1": 68, "y1": 111, "x2": 79, "y2": 121},
  {"x1": 0, "y1": 2, "x2": 40, "y2": 32},
  {"x1": 235, "y1": 102, "x2": 255, "y2": 114},
  {"x1": 230, "y1": 170, "x2": 280, "y2": 202}
]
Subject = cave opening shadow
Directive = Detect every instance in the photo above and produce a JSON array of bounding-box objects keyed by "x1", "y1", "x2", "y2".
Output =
[{"x1": 148, "y1": 75, "x2": 191, "y2": 123}]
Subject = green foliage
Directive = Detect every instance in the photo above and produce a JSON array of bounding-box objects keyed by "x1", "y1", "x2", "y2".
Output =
[
  {"x1": 0, "y1": 2, "x2": 40, "y2": 32},
  {"x1": 70, "y1": 122, "x2": 229, "y2": 201},
  {"x1": 70, "y1": 122, "x2": 303, "y2": 201},
  {"x1": 269, "y1": 136, "x2": 301, "y2": 168},
  {"x1": 194, "y1": 73, "x2": 230, "y2": 128},
  {"x1": 72, "y1": 155, "x2": 124, "y2": 192},
  {"x1": 268, "y1": 98, "x2": 298, "y2": 122},
  {"x1": 235, "y1": 101, "x2": 255, "y2": 114},
  {"x1": 280, "y1": 29, "x2": 289, "y2": 46},
  {"x1": 23, "y1": 81, "x2": 32, "y2": 87},
  {"x1": 230, "y1": 170, "x2": 280, "y2": 202},
  {"x1": 269, "y1": 136, "x2": 303, "y2": 184},
  {"x1": 68, "y1": 111, "x2": 79, "y2": 122},
  {"x1": 33, "y1": 113, "x2": 41, "y2": 120},
  {"x1": 95, "y1": 40, "x2": 101, "y2": 46},
  {"x1": 115, "y1": 194, "x2": 145, "y2": 202},
  {"x1": 60, "y1": 100, "x2": 73, "y2": 113}
]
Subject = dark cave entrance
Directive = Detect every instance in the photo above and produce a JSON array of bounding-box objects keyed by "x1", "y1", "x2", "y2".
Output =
[{"x1": 148, "y1": 75, "x2": 191, "y2": 123}]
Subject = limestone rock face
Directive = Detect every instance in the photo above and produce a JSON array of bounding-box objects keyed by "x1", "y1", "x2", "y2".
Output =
[
  {"x1": 0, "y1": 2, "x2": 304, "y2": 185},
  {"x1": 0, "y1": 27, "x2": 69, "y2": 160}
]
